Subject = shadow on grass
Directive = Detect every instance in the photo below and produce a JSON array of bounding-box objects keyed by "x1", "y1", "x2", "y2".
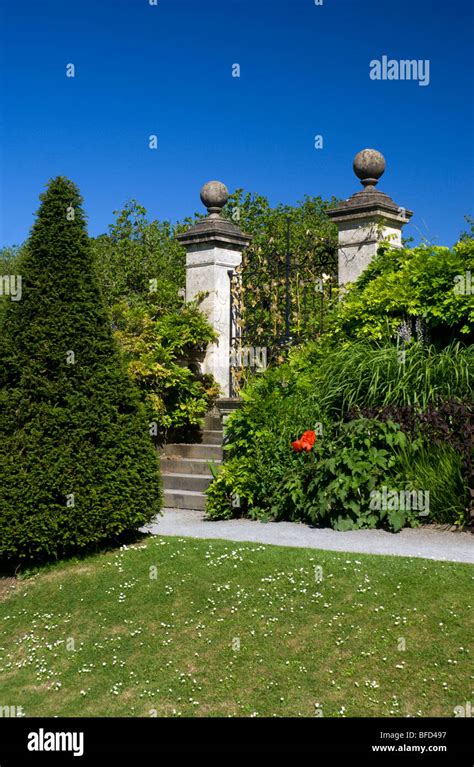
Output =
[{"x1": 0, "y1": 527, "x2": 151, "y2": 580}]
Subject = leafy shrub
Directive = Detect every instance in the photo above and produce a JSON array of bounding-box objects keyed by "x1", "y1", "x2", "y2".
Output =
[
  {"x1": 206, "y1": 365, "x2": 329, "y2": 520},
  {"x1": 0, "y1": 178, "x2": 161, "y2": 564},
  {"x1": 350, "y1": 398, "x2": 473, "y2": 521},
  {"x1": 113, "y1": 299, "x2": 219, "y2": 439},
  {"x1": 208, "y1": 417, "x2": 417, "y2": 532},
  {"x1": 206, "y1": 340, "x2": 472, "y2": 529},
  {"x1": 89, "y1": 202, "x2": 220, "y2": 437},
  {"x1": 326, "y1": 240, "x2": 474, "y2": 345},
  {"x1": 289, "y1": 418, "x2": 414, "y2": 532},
  {"x1": 206, "y1": 457, "x2": 258, "y2": 520},
  {"x1": 90, "y1": 200, "x2": 188, "y2": 312}
]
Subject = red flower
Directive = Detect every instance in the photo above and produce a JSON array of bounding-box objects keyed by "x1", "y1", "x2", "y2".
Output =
[
  {"x1": 291, "y1": 430, "x2": 317, "y2": 453},
  {"x1": 301, "y1": 430, "x2": 316, "y2": 449}
]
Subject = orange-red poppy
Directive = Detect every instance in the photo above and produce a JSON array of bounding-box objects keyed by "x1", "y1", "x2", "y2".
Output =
[{"x1": 291, "y1": 430, "x2": 316, "y2": 452}]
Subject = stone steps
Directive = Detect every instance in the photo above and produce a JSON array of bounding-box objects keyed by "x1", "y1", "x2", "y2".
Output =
[
  {"x1": 161, "y1": 456, "x2": 221, "y2": 475},
  {"x1": 160, "y1": 412, "x2": 224, "y2": 510},
  {"x1": 162, "y1": 443, "x2": 223, "y2": 460},
  {"x1": 163, "y1": 489, "x2": 207, "y2": 511},
  {"x1": 201, "y1": 429, "x2": 222, "y2": 445},
  {"x1": 162, "y1": 471, "x2": 213, "y2": 493}
]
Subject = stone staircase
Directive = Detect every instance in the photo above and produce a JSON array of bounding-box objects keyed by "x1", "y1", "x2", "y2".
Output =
[{"x1": 160, "y1": 414, "x2": 223, "y2": 510}]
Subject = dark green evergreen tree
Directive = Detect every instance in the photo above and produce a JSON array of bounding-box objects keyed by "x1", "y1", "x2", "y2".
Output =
[{"x1": 0, "y1": 177, "x2": 161, "y2": 563}]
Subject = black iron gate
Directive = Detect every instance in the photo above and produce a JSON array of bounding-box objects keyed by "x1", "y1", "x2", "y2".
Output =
[{"x1": 229, "y1": 217, "x2": 337, "y2": 396}]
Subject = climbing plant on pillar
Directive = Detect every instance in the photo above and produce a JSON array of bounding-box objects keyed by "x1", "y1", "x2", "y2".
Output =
[{"x1": 0, "y1": 177, "x2": 161, "y2": 564}]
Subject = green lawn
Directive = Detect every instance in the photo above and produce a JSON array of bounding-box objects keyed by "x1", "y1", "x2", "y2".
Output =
[{"x1": 0, "y1": 536, "x2": 472, "y2": 717}]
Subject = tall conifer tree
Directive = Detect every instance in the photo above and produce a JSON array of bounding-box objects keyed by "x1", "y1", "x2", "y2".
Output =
[{"x1": 0, "y1": 177, "x2": 161, "y2": 563}]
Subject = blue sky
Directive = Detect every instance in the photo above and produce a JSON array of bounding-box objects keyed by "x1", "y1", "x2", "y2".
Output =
[{"x1": 1, "y1": 0, "x2": 472, "y2": 247}]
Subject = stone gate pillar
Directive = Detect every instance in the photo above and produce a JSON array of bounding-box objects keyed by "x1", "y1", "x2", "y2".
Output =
[
  {"x1": 176, "y1": 181, "x2": 252, "y2": 397},
  {"x1": 328, "y1": 149, "x2": 413, "y2": 288}
]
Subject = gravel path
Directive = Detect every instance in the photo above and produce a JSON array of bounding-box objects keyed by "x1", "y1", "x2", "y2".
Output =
[{"x1": 142, "y1": 509, "x2": 474, "y2": 564}]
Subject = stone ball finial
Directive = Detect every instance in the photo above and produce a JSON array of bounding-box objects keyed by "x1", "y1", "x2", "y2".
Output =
[
  {"x1": 200, "y1": 180, "x2": 229, "y2": 217},
  {"x1": 353, "y1": 149, "x2": 385, "y2": 187}
]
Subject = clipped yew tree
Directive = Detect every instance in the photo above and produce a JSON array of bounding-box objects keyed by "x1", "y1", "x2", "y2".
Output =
[{"x1": 0, "y1": 177, "x2": 161, "y2": 563}]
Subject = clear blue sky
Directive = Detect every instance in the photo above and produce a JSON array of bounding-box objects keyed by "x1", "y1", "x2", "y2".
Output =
[{"x1": 1, "y1": 0, "x2": 472, "y2": 248}]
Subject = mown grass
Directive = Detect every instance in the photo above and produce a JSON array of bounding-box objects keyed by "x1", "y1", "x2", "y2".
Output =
[{"x1": 0, "y1": 536, "x2": 472, "y2": 717}]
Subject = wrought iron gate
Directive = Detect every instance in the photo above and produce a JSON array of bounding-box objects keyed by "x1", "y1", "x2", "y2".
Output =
[{"x1": 229, "y1": 217, "x2": 337, "y2": 396}]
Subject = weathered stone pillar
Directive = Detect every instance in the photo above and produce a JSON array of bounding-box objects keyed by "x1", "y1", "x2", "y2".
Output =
[
  {"x1": 328, "y1": 149, "x2": 413, "y2": 287},
  {"x1": 176, "y1": 181, "x2": 252, "y2": 397}
]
